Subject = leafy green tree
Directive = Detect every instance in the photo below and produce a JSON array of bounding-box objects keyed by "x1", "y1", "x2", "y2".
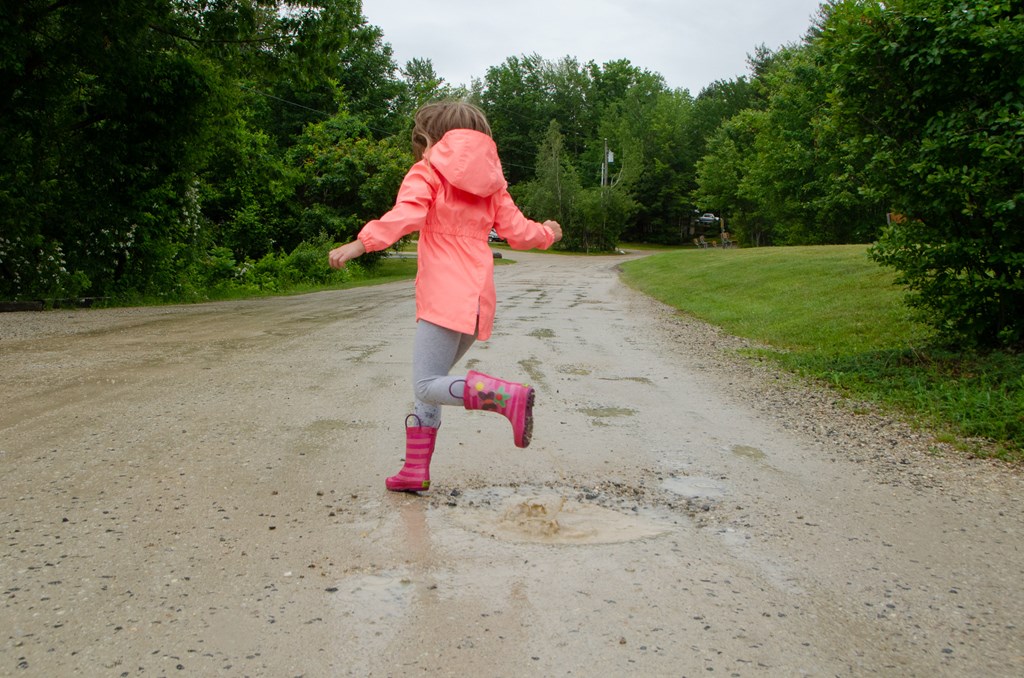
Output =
[
  {"x1": 0, "y1": 0, "x2": 225, "y2": 300},
  {"x1": 198, "y1": 115, "x2": 300, "y2": 261},
  {"x1": 617, "y1": 88, "x2": 697, "y2": 243},
  {"x1": 287, "y1": 110, "x2": 411, "y2": 251},
  {"x1": 398, "y1": 58, "x2": 455, "y2": 111},
  {"x1": 479, "y1": 56, "x2": 694, "y2": 247},
  {"x1": 542, "y1": 57, "x2": 595, "y2": 159},
  {"x1": 578, "y1": 186, "x2": 637, "y2": 252},
  {"x1": 479, "y1": 54, "x2": 554, "y2": 185},
  {"x1": 819, "y1": 0, "x2": 1024, "y2": 348},
  {"x1": 736, "y1": 44, "x2": 880, "y2": 245},
  {"x1": 683, "y1": 76, "x2": 761, "y2": 235},
  {"x1": 228, "y1": 1, "x2": 395, "y2": 145},
  {"x1": 515, "y1": 120, "x2": 634, "y2": 252},
  {"x1": 686, "y1": 77, "x2": 758, "y2": 164},
  {"x1": 738, "y1": 46, "x2": 819, "y2": 244},
  {"x1": 694, "y1": 109, "x2": 774, "y2": 246},
  {"x1": 331, "y1": 15, "x2": 405, "y2": 135},
  {"x1": 569, "y1": 60, "x2": 694, "y2": 244},
  {"x1": 515, "y1": 121, "x2": 582, "y2": 237},
  {"x1": 191, "y1": 1, "x2": 404, "y2": 263}
]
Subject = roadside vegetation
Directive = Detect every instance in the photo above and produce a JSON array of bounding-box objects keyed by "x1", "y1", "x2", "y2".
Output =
[
  {"x1": 6, "y1": 1, "x2": 1019, "y2": 355},
  {"x1": 620, "y1": 246, "x2": 1023, "y2": 461},
  {"x1": 115, "y1": 234, "x2": 418, "y2": 306}
]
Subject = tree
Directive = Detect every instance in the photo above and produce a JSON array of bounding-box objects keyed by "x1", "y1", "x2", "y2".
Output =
[
  {"x1": 737, "y1": 43, "x2": 886, "y2": 245},
  {"x1": 694, "y1": 109, "x2": 774, "y2": 246},
  {"x1": 617, "y1": 88, "x2": 696, "y2": 243},
  {"x1": 543, "y1": 57, "x2": 594, "y2": 160},
  {"x1": 515, "y1": 121, "x2": 581, "y2": 239},
  {"x1": 819, "y1": 0, "x2": 1024, "y2": 348},
  {"x1": 0, "y1": 0, "x2": 225, "y2": 300},
  {"x1": 515, "y1": 121, "x2": 634, "y2": 252},
  {"x1": 687, "y1": 77, "x2": 758, "y2": 162},
  {"x1": 288, "y1": 110, "x2": 411, "y2": 251},
  {"x1": 478, "y1": 54, "x2": 554, "y2": 185},
  {"x1": 399, "y1": 58, "x2": 449, "y2": 109}
]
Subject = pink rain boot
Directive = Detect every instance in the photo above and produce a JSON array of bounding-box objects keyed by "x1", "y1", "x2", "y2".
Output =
[
  {"x1": 385, "y1": 415, "x2": 438, "y2": 492},
  {"x1": 463, "y1": 370, "x2": 535, "y2": 448}
]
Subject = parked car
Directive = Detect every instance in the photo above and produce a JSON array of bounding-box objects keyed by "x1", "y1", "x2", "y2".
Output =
[
  {"x1": 697, "y1": 212, "x2": 719, "y2": 225},
  {"x1": 488, "y1": 229, "x2": 505, "y2": 243}
]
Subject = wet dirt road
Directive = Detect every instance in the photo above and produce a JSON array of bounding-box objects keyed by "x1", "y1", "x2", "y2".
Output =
[{"x1": 2, "y1": 251, "x2": 1022, "y2": 677}]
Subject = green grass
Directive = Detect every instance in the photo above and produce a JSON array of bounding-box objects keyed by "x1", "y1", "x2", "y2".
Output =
[{"x1": 620, "y1": 245, "x2": 1023, "y2": 461}]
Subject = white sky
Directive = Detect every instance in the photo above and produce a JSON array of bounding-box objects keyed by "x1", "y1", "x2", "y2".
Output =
[{"x1": 361, "y1": 0, "x2": 825, "y2": 95}]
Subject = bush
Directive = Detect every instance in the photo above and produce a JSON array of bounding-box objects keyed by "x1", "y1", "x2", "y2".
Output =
[
  {"x1": 284, "y1": 237, "x2": 342, "y2": 285},
  {"x1": 820, "y1": 0, "x2": 1024, "y2": 349}
]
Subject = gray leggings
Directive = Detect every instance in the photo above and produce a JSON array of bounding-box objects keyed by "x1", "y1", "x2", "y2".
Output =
[{"x1": 413, "y1": 320, "x2": 476, "y2": 428}]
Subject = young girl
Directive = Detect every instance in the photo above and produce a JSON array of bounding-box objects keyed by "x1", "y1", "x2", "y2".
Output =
[{"x1": 328, "y1": 101, "x2": 563, "y2": 492}]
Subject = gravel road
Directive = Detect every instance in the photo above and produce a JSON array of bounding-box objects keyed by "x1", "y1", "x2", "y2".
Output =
[{"x1": 2, "y1": 250, "x2": 1022, "y2": 677}]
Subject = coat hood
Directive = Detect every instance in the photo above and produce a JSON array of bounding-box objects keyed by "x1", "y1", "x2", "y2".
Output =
[{"x1": 425, "y1": 129, "x2": 508, "y2": 197}]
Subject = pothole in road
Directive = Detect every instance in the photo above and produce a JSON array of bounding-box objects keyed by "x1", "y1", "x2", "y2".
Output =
[
  {"x1": 435, "y1": 485, "x2": 669, "y2": 545},
  {"x1": 579, "y1": 406, "x2": 637, "y2": 419},
  {"x1": 661, "y1": 476, "x2": 727, "y2": 499},
  {"x1": 517, "y1": 357, "x2": 546, "y2": 387},
  {"x1": 557, "y1": 363, "x2": 592, "y2": 376},
  {"x1": 730, "y1": 444, "x2": 766, "y2": 461},
  {"x1": 329, "y1": 573, "x2": 413, "y2": 620}
]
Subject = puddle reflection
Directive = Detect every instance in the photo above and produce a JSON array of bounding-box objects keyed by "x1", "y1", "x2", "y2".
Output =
[{"x1": 661, "y1": 476, "x2": 727, "y2": 499}]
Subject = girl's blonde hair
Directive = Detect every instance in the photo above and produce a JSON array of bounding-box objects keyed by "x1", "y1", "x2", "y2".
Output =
[{"x1": 412, "y1": 101, "x2": 492, "y2": 160}]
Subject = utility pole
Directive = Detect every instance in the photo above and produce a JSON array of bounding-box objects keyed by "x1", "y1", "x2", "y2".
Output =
[
  {"x1": 598, "y1": 138, "x2": 617, "y2": 252},
  {"x1": 601, "y1": 138, "x2": 608, "y2": 188},
  {"x1": 600, "y1": 138, "x2": 609, "y2": 254}
]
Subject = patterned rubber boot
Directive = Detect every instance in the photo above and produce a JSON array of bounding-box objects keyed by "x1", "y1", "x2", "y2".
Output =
[
  {"x1": 385, "y1": 415, "x2": 438, "y2": 492},
  {"x1": 463, "y1": 370, "x2": 535, "y2": 448}
]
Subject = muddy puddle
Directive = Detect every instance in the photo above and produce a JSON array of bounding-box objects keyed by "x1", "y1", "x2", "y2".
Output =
[
  {"x1": 730, "y1": 444, "x2": 766, "y2": 460},
  {"x1": 438, "y1": 486, "x2": 669, "y2": 545},
  {"x1": 661, "y1": 475, "x2": 727, "y2": 499},
  {"x1": 332, "y1": 573, "x2": 415, "y2": 619}
]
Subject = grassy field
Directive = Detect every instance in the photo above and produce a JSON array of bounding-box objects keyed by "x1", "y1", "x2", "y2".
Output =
[{"x1": 619, "y1": 245, "x2": 1023, "y2": 461}]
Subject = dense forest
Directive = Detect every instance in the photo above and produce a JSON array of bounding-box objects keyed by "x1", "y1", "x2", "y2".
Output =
[{"x1": 2, "y1": 0, "x2": 1021, "y2": 348}]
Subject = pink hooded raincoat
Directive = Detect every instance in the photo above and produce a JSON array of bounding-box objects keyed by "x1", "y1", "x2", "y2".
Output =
[{"x1": 356, "y1": 129, "x2": 555, "y2": 341}]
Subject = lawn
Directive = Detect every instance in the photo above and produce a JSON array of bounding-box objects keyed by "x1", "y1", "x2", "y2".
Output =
[{"x1": 619, "y1": 245, "x2": 1023, "y2": 461}]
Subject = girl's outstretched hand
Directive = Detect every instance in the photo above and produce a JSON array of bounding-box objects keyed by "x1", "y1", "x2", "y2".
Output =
[
  {"x1": 328, "y1": 240, "x2": 366, "y2": 269},
  {"x1": 544, "y1": 220, "x2": 563, "y2": 244}
]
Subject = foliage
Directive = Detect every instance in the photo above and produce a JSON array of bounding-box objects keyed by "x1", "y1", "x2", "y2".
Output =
[
  {"x1": 693, "y1": 43, "x2": 888, "y2": 248},
  {"x1": 515, "y1": 121, "x2": 635, "y2": 252},
  {"x1": 571, "y1": 187, "x2": 636, "y2": 252},
  {"x1": 818, "y1": 0, "x2": 1024, "y2": 349},
  {"x1": 1, "y1": 0, "x2": 223, "y2": 300},
  {"x1": 601, "y1": 71, "x2": 689, "y2": 244},
  {"x1": 515, "y1": 122, "x2": 582, "y2": 230},
  {"x1": 198, "y1": 116, "x2": 301, "y2": 261},
  {"x1": 693, "y1": 109, "x2": 774, "y2": 246},
  {"x1": 192, "y1": 232, "x2": 372, "y2": 299},
  {"x1": 3, "y1": 0, "x2": 1019, "y2": 351},
  {"x1": 685, "y1": 77, "x2": 759, "y2": 172},
  {"x1": 0, "y1": 0, "x2": 401, "y2": 302},
  {"x1": 398, "y1": 58, "x2": 465, "y2": 116},
  {"x1": 478, "y1": 54, "x2": 555, "y2": 185},
  {"x1": 287, "y1": 110, "x2": 411, "y2": 252},
  {"x1": 479, "y1": 56, "x2": 690, "y2": 245}
]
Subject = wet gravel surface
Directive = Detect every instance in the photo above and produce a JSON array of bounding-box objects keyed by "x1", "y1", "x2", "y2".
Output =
[
  {"x1": 2, "y1": 250, "x2": 1022, "y2": 677},
  {"x1": 651, "y1": 303, "x2": 1021, "y2": 495}
]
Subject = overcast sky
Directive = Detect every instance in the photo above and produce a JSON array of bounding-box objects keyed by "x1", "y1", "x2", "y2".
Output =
[{"x1": 361, "y1": 0, "x2": 825, "y2": 95}]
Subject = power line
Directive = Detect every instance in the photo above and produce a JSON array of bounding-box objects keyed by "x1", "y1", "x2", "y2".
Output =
[{"x1": 237, "y1": 85, "x2": 334, "y2": 118}]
